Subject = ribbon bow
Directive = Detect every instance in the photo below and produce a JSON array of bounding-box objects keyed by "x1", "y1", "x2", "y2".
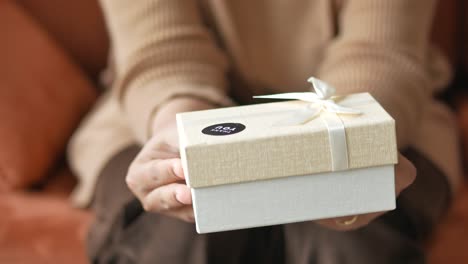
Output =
[
  {"x1": 253, "y1": 77, "x2": 361, "y2": 125},
  {"x1": 253, "y1": 77, "x2": 363, "y2": 171}
]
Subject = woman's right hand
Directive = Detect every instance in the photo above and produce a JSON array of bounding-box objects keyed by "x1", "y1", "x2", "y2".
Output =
[
  {"x1": 125, "y1": 97, "x2": 216, "y2": 223},
  {"x1": 126, "y1": 135, "x2": 194, "y2": 222}
]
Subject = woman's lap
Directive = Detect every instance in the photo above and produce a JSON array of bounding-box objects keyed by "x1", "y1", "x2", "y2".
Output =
[{"x1": 87, "y1": 146, "x2": 450, "y2": 264}]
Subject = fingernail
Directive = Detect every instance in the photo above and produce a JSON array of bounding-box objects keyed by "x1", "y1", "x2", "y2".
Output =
[
  {"x1": 175, "y1": 189, "x2": 185, "y2": 203},
  {"x1": 172, "y1": 162, "x2": 185, "y2": 179},
  {"x1": 188, "y1": 214, "x2": 195, "y2": 222},
  {"x1": 175, "y1": 187, "x2": 192, "y2": 205}
]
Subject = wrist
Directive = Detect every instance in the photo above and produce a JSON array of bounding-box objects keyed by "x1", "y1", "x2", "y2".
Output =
[{"x1": 151, "y1": 96, "x2": 218, "y2": 137}]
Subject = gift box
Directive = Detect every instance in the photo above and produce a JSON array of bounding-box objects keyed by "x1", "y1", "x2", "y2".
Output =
[{"x1": 176, "y1": 78, "x2": 398, "y2": 234}]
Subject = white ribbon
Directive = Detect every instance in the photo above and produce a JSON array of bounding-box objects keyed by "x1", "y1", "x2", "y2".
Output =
[{"x1": 253, "y1": 77, "x2": 362, "y2": 171}]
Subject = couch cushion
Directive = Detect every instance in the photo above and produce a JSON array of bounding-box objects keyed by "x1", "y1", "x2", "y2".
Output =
[
  {"x1": 17, "y1": 0, "x2": 109, "y2": 79},
  {"x1": 0, "y1": 191, "x2": 93, "y2": 264},
  {"x1": 0, "y1": 1, "x2": 96, "y2": 191}
]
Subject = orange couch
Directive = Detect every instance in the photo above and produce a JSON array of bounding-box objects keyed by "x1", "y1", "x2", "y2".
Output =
[
  {"x1": 0, "y1": 1, "x2": 467, "y2": 263},
  {"x1": 0, "y1": 1, "x2": 105, "y2": 263}
]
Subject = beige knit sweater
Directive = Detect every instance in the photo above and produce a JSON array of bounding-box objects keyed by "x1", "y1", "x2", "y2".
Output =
[{"x1": 68, "y1": 0, "x2": 461, "y2": 207}]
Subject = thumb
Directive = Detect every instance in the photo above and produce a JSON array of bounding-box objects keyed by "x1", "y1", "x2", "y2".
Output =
[{"x1": 395, "y1": 154, "x2": 416, "y2": 196}]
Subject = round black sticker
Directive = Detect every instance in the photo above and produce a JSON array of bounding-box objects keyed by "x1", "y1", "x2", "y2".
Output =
[{"x1": 202, "y1": 123, "x2": 246, "y2": 136}]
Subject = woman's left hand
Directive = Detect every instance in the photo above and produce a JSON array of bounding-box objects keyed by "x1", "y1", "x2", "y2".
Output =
[{"x1": 315, "y1": 153, "x2": 416, "y2": 231}]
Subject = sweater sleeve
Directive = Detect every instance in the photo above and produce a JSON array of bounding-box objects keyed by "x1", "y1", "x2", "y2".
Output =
[
  {"x1": 99, "y1": 0, "x2": 232, "y2": 142},
  {"x1": 317, "y1": 0, "x2": 451, "y2": 148}
]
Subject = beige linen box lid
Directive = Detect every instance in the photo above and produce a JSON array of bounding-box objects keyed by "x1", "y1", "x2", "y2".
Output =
[{"x1": 176, "y1": 92, "x2": 398, "y2": 188}]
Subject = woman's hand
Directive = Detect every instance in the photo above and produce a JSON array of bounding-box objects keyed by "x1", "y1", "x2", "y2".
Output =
[
  {"x1": 127, "y1": 139, "x2": 193, "y2": 221},
  {"x1": 125, "y1": 97, "x2": 216, "y2": 223},
  {"x1": 316, "y1": 153, "x2": 417, "y2": 230}
]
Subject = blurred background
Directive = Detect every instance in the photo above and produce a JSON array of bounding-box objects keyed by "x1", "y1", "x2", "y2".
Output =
[{"x1": 1, "y1": 0, "x2": 468, "y2": 263}]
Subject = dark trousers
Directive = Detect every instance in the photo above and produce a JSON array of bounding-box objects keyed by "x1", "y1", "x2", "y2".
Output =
[{"x1": 87, "y1": 146, "x2": 450, "y2": 264}]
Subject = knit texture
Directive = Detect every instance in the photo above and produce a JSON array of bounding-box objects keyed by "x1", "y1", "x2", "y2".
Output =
[{"x1": 68, "y1": 0, "x2": 461, "y2": 206}]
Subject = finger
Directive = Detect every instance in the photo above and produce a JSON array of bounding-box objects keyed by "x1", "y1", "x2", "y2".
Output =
[
  {"x1": 165, "y1": 205, "x2": 195, "y2": 223},
  {"x1": 142, "y1": 182, "x2": 192, "y2": 212},
  {"x1": 316, "y1": 211, "x2": 383, "y2": 231},
  {"x1": 126, "y1": 158, "x2": 185, "y2": 198},
  {"x1": 395, "y1": 154, "x2": 417, "y2": 195},
  {"x1": 142, "y1": 158, "x2": 185, "y2": 185},
  {"x1": 136, "y1": 141, "x2": 180, "y2": 163}
]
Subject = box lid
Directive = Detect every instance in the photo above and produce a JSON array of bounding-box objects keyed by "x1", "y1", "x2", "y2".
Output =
[{"x1": 177, "y1": 93, "x2": 397, "y2": 188}]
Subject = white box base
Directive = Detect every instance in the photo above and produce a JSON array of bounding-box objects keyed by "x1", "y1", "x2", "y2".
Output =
[{"x1": 191, "y1": 165, "x2": 395, "y2": 234}]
